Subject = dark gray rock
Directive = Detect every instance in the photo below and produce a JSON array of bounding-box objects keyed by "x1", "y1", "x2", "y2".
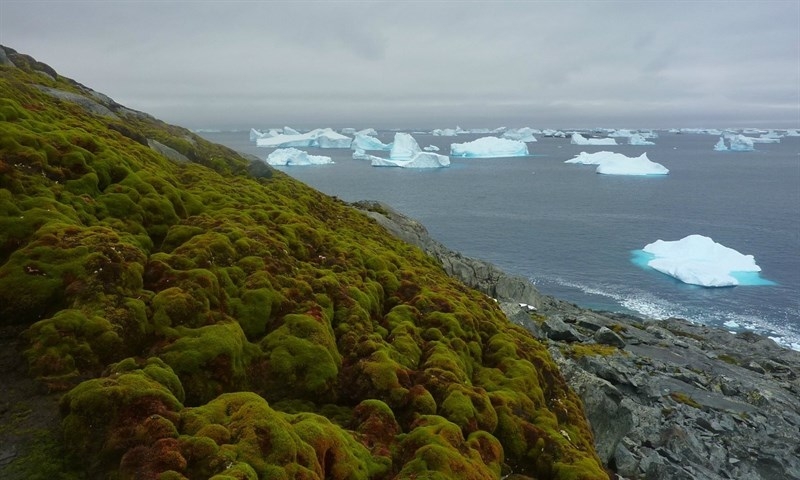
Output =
[
  {"x1": 0, "y1": 46, "x2": 15, "y2": 67},
  {"x1": 541, "y1": 316, "x2": 584, "y2": 342},
  {"x1": 34, "y1": 85, "x2": 118, "y2": 119},
  {"x1": 594, "y1": 326, "x2": 626, "y2": 347},
  {"x1": 147, "y1": 139, "x2": 189, "y2": 164}
]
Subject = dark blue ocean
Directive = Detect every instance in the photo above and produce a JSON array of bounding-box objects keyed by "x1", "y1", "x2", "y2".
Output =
[{"x1": 200, "y1": 130, "x2": 800, "y2": 350}]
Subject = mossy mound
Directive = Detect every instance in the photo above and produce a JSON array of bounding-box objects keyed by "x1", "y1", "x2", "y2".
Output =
[{"x1": 0, "y1": 46, "x2": 608, "y2": 479}]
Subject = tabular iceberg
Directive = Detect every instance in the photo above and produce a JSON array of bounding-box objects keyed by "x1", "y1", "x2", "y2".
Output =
[
  {"x1": 432, "y1": 128, "x2": 458, "y2": 136},
  {"x1": 264, "y1": 148, "x2": 333, "y2": 166},
  {"x1": 256, "y1": 128, "x2": 352, "y2": 149},
  {"x1": 367, "y1": 133, "x2": 450, "y2": 168},
  {"x1": 565, "y1": 151, "x2": 669, "y2": 175},
  {"x1": 628, "y1": 134, "x2": 655, "y2": 146},
  {"x1": 713, "y1": 137, "x2": 728, "y2": 151},
  {"x1": 570, "y1": 133, "x2": 618, "y2": 146},
  {"x1": 502, "y1": 127, "x2": 538, "y2": 142},
  {"x1": 450, "y1": 136, "x2": 528, "y2": 158},
  {"x1": 639, "y1": 234, "x2": 763, "y2": 287}
]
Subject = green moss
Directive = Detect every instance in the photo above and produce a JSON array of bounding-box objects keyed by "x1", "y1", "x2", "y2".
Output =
[
  {"x1": 669, "y1": 392, "x2": 702, "y2": 409},
  {"x1": 159, "y1": 322, "x2": 258, "y2": 405},
  {"x1": 1, "y1": 55, "x2": 609, "y2": 480}
]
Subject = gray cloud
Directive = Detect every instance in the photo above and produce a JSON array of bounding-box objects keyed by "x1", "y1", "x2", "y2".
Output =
[{"x1": 1, "y1": 1, "x2": 797, "y2": 130}]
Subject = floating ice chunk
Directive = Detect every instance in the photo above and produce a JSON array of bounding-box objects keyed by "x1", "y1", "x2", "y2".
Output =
[
  {"x1": 316, "y1": 130, "x2": 353, "y2": 148},
  {"x1": 628, "y1": 134, "x2": 655, "y2": 146},
  {"x1": 432, "y1": 128, "x2": 458, "y2": 136},
  {"x1": 502, "y1": 127, "x2": 538, "y2": 142},
  {"x1": 367, "y1": 133, "x2": 450, "y2": 168},
  {"x1": 750, "y1": 135, "x2": 780, "y2": 144},
  {"x1": 785, "y1": 129, "x2": 800, "y2": 137},
  {"x1": 641, "y1": 234, "x2": 762, "y2": 287},
  {"x1": 390, "y1": 132, "x2": 422, "y2": 159},
  {"x1": 283, "y1": 126, "x2": 301, "y2": 135},
  {"x1": 608, "y1": 129, "x2": 634, "y2": 138},
  {"x1": 727, "y1": 134, "x2": 755, "y2": 152},
  {"x1": 352, "y1": 148, "x2": 373, "y2": 160},
  {"x1": 357, "y1": 128, "x2": 378, "y2": 136},
  {"x1": 542, "y1": 129, "x2": 566, "y2": 137},
  {"x1": 713, "y1": 137, "x2": 728, "y2": 151},
  {"x1": 371, "y1": 152, "x2": 450, "y2": 168},
  {"x1": 423, "y1": 145, "x2": 440, "y2": 152},
  {"x1": 450, "y1": 136, "x2": 528, "y2": 158},
  {"x1": 250, "y1": 128, "x2": 265, "y2": 141},
  {"x1": 570, "y1": 133, "x2": 618, "y2": 146},
  {"x1": 256, "y1": 128, "x2": 352, "y2": 149},
  {"x1": 566, "y1": 151, "x2": 668, "y2": 175},
  {"x1": 265, "y1": 148, "x2": 333, "y2": 166},
  {"x1": 352, "y1": 132, "x2": 391, "y2": 151}
]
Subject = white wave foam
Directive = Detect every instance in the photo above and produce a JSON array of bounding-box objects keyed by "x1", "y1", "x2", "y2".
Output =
[{"x1": 538, "y1": 275, "x2": 800, "y2": 352}]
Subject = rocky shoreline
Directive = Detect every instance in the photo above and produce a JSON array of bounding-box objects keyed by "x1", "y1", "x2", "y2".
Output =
[{"x1": 356, "y1": 200, "x2": 800, "y2": 480}]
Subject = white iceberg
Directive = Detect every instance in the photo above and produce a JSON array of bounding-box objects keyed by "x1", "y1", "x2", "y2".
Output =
[
  {"x1": 785, "y1": 129, "x2": 800, "y2": 137},
  {"x1": 371, "y1": 152, "x2": 450, "y2": 168},
  {"x1": 283, "y1": 126, "x2": 301, "y2": 135},
  {"x1": 352, "y1": 148, "x2": 372, "y2": 160},
  {"x1": 256, "y1": 128, "x2": 352, "y2": 149},
  {"x1": 542, "y1": 129, "x2": 566, "y2": 138},
  {"x1": 250, "y1": 128, "x2": 265, "y2": 141},
  {"x1": 432, "y1": 128, "x2": 458, "y2": 136},
  {"x1": 713, "y1": 137, "x2": 728, "y2": 151},
  {"x1": 357, "y1": 128, "x2": 378, "y2": 136},
  {"x1": 750, "y1": 135, "x2": 780, "y2": 144},
  {"x1": 628, "y1": 134, "x2": 655, "y2": 146},
  {"x1": 502, "y1": 127, "x2": 538, "y2": 142},
  {"x1": 368, "y1": 133, "x2": 450, "y2": 168},
  {"x1": 608, "y1": 129, "x2": 634, "y2": 138},
  {"x1": 390, "y1": 132, "x2": 423, "y2": 159},
  {"x1": 641, "y1": 234, "x2": 762, "y2": 287},
  {"x1": 351, "y1": 132, "x2": 391, "y2": 151},
  {"x1": 565, "y1": 151, "x2": 668, "y2": 175},
  {"x1": 423, "y1": 145, "x2": 440, "y2": 152},
  {"x1": 265, "y1": 148, "x2": 333, "y2": 166},
  {"x1": 570, "y1": 133, "x2": 618, "y2": 146},
  {"x1": 450, "y1": 136, "x2": 528, "y2": 158},
  {"x1": 727, "y1": 134, "x2": 755, "y2": 152}
]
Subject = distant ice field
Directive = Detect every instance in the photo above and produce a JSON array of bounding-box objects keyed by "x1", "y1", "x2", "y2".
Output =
[{"x1": 200, "y1": 130, "x2": 800, "y2": 350}]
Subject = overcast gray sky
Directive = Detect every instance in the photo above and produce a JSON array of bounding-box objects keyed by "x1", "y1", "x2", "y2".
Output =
[{"x1": 2, "y1": 1, "x2": 798, "y2": 130}]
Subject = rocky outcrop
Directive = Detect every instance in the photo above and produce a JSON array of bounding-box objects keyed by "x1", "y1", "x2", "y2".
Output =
[{"x1": 360, "y1": 200, "x2": 800, "y2": 480}]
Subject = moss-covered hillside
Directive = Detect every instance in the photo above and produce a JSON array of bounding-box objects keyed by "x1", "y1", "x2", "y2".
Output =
[{"x1": 0, "y1": 46, "x2": 608, "y2": 479}]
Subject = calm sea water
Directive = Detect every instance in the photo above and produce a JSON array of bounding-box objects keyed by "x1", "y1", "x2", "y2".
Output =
[{"x1": 200, "y1": 130, "x2": 800, "y2": 349}]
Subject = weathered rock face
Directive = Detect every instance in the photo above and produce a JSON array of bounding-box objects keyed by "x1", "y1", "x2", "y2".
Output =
[{"x1": 364, "y1": 202, "x2": 800, "y2": 480}]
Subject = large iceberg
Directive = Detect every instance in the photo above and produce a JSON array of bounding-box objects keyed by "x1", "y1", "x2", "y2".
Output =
[
  {"x1": 628, "y1": 134, "x2": 655, "y2": 146},
  {"x1": 432, "y1": 128, "x2": 458, "y2": 136},
  {"x1": 639, "y1": 234, "x2": 763, "y2": 287},
  {"x1": 727, "y1": 134, "x2": 755, "y2": 152},
  {"x1": 366, "y1": 133, "x2": 450, "y2": 168},
  {"x1": 256, "y1": 128, "x2": 352, "y2": 149},
  {"x1": 351, "y1": 132, "x2": 391, "y2": 151},
  {"x1": 713, "y1": 137, "x2": 728, "y2": 151},
  {"x1": 450, "y1": 136, "x2": 528, "y2": 158},
  {"x1": 264, "y1": 148, "x2": 333, "y2": 166},
  {"x1": 502, "y1": 127, "x2": 538, "y2": 142},
  {"x1": 566, "y1": 151, "x2": 669, "y2": 175},
  {"x1": 371, "y1": 152, "x2": 450, "y2": 168},
  {"x1": 570, "y1": 133, "x2": 618, "y2": 146}
]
